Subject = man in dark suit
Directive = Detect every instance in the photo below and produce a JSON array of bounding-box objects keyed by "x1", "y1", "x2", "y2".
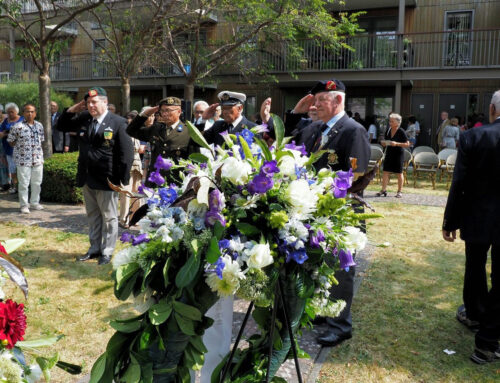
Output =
[
  {"x1": 57, "y1": 87, "x2": 133, "y2": 265},
  {"x1": 127, "y1": 97, "x2": 192, "y2": 185},
  {"x1": 50, "y1": 101, "x2": 69, "y2": 153},
  {"x1": 442, "y1": 90, "x2": 500, "y2": 364},
  {"x1": 288, "y1": 80, "x2": 370, "y2": 347},
  {"x1": 200, "y1": 91, "x2": 256, "y2": 147}
]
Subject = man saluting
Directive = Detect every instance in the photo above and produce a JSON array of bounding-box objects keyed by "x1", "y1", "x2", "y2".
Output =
[{"x1": 58, "y1": 87, "x2": 133, "y2": 265}]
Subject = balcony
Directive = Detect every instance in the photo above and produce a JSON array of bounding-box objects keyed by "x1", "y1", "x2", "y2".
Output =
[{"x1": 1, "y1": 29, "x2": 499, "y2": 84}]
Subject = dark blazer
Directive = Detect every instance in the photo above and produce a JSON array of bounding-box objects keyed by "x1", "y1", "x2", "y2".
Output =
[
  {"x1": 443, "y1": 118, "x2": 500, "y2": 243},
  {"x1": 57, "y1": 110, "x2": 133, "y2": 190},
  {"x1": 51, "y1": 112, "x2": 70, "y2": 152},
  {"x1": 202, "y1": 116, "x2": 257, "y2": 147},
  {"x1": 294, "y1": 114, "x2": 370, "y2": 173}
]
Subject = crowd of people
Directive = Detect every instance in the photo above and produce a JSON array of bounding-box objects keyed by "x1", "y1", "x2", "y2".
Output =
[{"x1": 0, "y1": 82, "x2": 498, "y2": 366}]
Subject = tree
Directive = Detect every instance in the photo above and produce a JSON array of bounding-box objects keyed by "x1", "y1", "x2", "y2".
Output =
[
  {"x1": 0, "y1": 0, "x2": 104, "y2": 157},
  {"x1": 76, "y1": 0, "x2": 172, "y2": 114},
  {"x1": 153, "y1": 0, "x2": 362, "y2": 112}
]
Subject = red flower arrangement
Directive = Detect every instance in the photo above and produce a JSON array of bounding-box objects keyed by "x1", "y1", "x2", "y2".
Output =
[
  {"x1": 0, "y1": 299, "x2": 27, "y2": 349},
  {"x1": 0, "y1": 243, "x2": 6, "y2": 256}
]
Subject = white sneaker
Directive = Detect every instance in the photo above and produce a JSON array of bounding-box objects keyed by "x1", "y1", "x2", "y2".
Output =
[
  {"x1": 20, "y1": 206, "x2": 30, "y2": 214},
  {"x1": 8, "y1": 187, "x2": 17, "y2": 194},
  {"x1": 31, "y1": 204, "x2": 44, "y2": 210}
]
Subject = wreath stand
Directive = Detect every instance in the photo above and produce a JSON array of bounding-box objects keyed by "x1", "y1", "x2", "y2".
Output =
[{"x1": 219, "y1": 276, "x2": 303, "y2": 383}]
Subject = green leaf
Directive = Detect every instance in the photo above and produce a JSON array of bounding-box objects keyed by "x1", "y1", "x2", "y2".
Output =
[
  {"x1": 189, "y1": 152, "x2": 209, "y2": 163},
  {"x1": 121, "y1": 354, "x2": 141, "y2": 383},
  {"x1": 206, "y1": 236, "x2": 221, "y2": 264},
  {"x1": 252, "y1": 306, "x2": 271, "y2": 329},
  {"x1": 305, "y1": 149, "x2": 327, "y2": 167},
  {"x1": 175, "y1": 252, "x2": 200, "y2": 288},
  {"x1": 271, "y1": 113, "x2": 285, "y2": 149},
  {"x1": 213, "y1": 220, "x2": 225, "y2": 240},
  {"x1": 17, "y1": 335, "x2": 63, "y2": 348},
  {"x1": 173, "y1": 301, "x2": 202, "y2": 321},
  {"x1": 110, "y1": 318, "x2": 142, "y2": 333},
  {"x1": 191, "y1": 239, "x2": 200, "y2": 255},
  {"x1": 163, "y1": 257, "x2": 171, "y2": 287},
  {"x1": 275, "y1": 149, "x2": 294, "y2": 161},
  {"x1": 139, "y1": 325, "x2": 154, "y2": 350},
  {"x1": 178, "y1": 365, "x2": 191, "y2": 383},
  {"x1": 186, "y1": 121, "x2": 212, "y2": 152},
  {"x1": 148, "y1": 298, "x2": 173, "y2": 325},
  {"x1": 89, "y1": 353, "x2": 107, "y2": 383},
  {"x1": 254, "y1": 137, "x2": 273, "y2": 161},
  {"x1": 238, "y1": 135, "x2": 255, "y2": 165},
  {"x1": 174, "y1": 312, "x2": 196, "y2": 335},
  {"x1": 55, "y1": 360, "x2": 82, "y2": 375},
  {"x1": 235, "y1": 222, "x2": 260, "y2": 236},
  {"x1": 0, "y1": 238, "x2": 25, "y2": 254},
  {"x1": 269, "y1": 203, "x2": 283, "y2": 211},
  {"x1": 36, "y1": 356, "x2": 52, "y2": 382},
  {"x1": 116, "y1": 263, "x2": 140, "y2": 290},
  {"x1": 189, "y1": 336, "x2": 208, "y2": 354}
]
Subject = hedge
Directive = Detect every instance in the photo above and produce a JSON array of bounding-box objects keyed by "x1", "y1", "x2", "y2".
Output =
[
  {"x1": 0, "y1": 82, "x2": 73, "y2": 111},
  {"x1": 41, "y1": 152, "x2": 83, "y2": 204}
]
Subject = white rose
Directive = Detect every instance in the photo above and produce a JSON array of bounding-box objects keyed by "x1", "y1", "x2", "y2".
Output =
[
  {"x1": 26, "y1": 364, "x2": 42, "y2": 383},
  {"x1": 278, "y1": 149, "x2": 308, "y2": 177},
  {"x1": 286, "y1": 179, "x2": 318, "y2": 218},
  {"x1": 246, "y1": 243, "x2": 273, "y2": 269},
  {"x1": 221, "y1": 157, "x2": 252, "y2": 185},
  {"x1": 343, "y1": 226, "x2": 367, "y2": 252}
]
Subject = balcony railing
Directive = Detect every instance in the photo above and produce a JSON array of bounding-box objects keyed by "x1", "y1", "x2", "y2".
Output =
[
  {"x1": 1, "y1": 29, "x2": 499, "y2": 84},
  {"x1": 18, "y1": 0, "x2": 116, "y2": 14}
]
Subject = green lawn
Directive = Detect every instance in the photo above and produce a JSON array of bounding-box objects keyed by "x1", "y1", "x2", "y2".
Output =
[{"x1": 318, "y1": 202, "x2": 498, "y2": 383}]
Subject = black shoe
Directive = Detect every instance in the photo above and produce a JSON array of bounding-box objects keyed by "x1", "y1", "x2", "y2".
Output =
[
  {"x1": 317, "y1": 331, "x2": 352, "y2": 347},
  {"x1": 456, "y1": 305, "x2": 480, "y2": 331},
  {"x1": 78, "y1": 252, "x2": 100, "y2": 262},
  {"x1": 470, "y1": 347, "x2": 500, "y2": 364},
  {"x1": 98, "y1": 254, "x2": 111, "y2": 265}
]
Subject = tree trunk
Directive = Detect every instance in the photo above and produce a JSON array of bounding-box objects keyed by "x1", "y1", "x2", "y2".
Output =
[
  {"x1": 39, "y1": 70, "x2": 52, "y2": 159},
  {"x1": 121, "y1": 77, "x2": 130, "y2": 115},
  {"x1": 183, "y1": 78, "x2": 195, "y2": 122}
]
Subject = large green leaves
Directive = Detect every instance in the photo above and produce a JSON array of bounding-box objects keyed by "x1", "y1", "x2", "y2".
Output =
[
  {"x1": 173, "y1": 301, "x2": 202, "y2": 321},
  {"x1": 115, "y1": 262, "x2": 140, "y2": 300},
  {"x1": 272, "y1": 113, "x2": 285, "y2": 149},
  {"x1": 186, "y1": 121, "x2": 212, "y2": 152},
  {"x1": 206, "y1": 236, "x2": 222, "y2": 264},
  {"x1": 149, "y1": 298, "x2": 173, "y2": 325},
  {"x1": 175, "y1": 252, "x2": 200, "y2": 288}
]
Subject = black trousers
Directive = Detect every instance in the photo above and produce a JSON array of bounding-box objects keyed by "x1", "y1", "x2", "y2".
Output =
[{"x1": 464, "y1": 242, "x2": 500, "y2": 351}]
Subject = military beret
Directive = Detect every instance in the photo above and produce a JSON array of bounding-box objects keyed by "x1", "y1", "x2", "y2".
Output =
[
  {"x1": 84, "y1": 87, "x2": 107, "y2": 100},
  {"x1": 158, "y1": 97, "x2": 182, "y2": 107},
  {"x1": 217, "y1": 91, "x2": 246, "y2": 106},
  {"x1": 309, "y1": 79, "x2": 346, "y2": 95}
]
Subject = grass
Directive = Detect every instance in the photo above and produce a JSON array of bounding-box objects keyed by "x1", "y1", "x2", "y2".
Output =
[{"x1": 318, "y1": 202, "x2": 499, "y2": 383}]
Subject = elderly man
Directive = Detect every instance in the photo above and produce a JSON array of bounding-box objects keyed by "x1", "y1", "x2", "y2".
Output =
[
  {"x1": 443, "y1": 90, "x2": 500, "y2": 364},
  {"x1": 0, "y1": 103, "x2": 23, "y2": 194},
  {"x1": 436, "y1": 110, "x2": 450, "y2": 150},
  {"x1": 193, "y1": 100, "x2": 209, "y2": 124},
  {"x1": 201, "y1": 91, "x2": 256, "y2": 146},
  {"x1": 7, "y1": 104, "x2": 44, "y2": 214},
  {"x1": 50, "y1": 101, "x2": 69, "y2": 153},
  {"x1": 58, "y1": 87, "x2": 133, "y2": 265},
  {"x1": 288, "y1": 79, "x2": 370, "y2": 347}
]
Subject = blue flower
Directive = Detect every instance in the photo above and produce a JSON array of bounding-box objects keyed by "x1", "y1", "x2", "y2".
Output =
[
  {"x1": 208, "y1": 189, "x2": 224, "y2": 211},
  {"x1": 120, "y1": 232, "x2": 133, "y2": 243},
  {"x1": 154, "y1": 155, "x2": 173, "y2": 171},
  {"x1": 261, "y1": 160, "x2": 279, "y2": 175},
  {"x1": 214, "y1": 257, "x2": 225, "y2": 279},
  {"x1": 148, "y1": 170, "x2": 165, "y2": 186},
  {"x1": 158, "y1": 187, "x2": 177, "y2": 205},
  {"x1": 138, "y1": 184, "x2": 153, "y2": 195},
  {"x1": 338, "y1": 249, "x2": 356, "y2": 271},
  {"x1": 248, "y1": 173, "x2": 274, "y2": 194},
  {"x1": 286, "y1": 248, "x2": 308, "y2": 264},
  {"x1": 285, "y1": 141, "x2": 307, "y2": 156},
  {"x1": 132, "y1": 233, "x2": 150, "y2": 246},
  {"x1": 309, "y1": 229, "x2": 325, "y2": 248},
  {"x1": 205, "y1": 210, "x2": 226, "y2": 227},
  {"x1": 219, "y1": 239, "x2": 231, "y2": 250},
  {"x1": 200, "y1": 163, "x2": 207, "y2": 170},
  {"x1": 239, "y1": 129, "x2": 254, "y2": 146}
]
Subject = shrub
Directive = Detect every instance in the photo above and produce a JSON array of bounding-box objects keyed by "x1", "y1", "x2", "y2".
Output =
[
  {"x1": 0, "y1": 82, "x2": 73, "y2": 111},
  {"x1": 41, "y1": 152, "x2": 83, "y2": 204}
]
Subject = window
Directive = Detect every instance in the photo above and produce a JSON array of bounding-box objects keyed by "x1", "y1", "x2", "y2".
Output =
[
  {"x1": 444, "y1": 11, "x2": 474, "y2": 66},
  {"x1": 245, "y1": 96, "x2": 256, "y2": 120}
]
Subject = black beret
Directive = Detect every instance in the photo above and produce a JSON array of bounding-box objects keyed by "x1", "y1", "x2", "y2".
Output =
[{"x1": 309, "y1": 79, "x2": 346, "y2": 95}]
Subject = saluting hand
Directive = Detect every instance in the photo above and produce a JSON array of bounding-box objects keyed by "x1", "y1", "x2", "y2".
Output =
[
  {"x1": 202, "y1": 103, "x2": 219, "y2": 120},
  {"x1": 143, "y1": 106, "x2": 159, "y2": 117},
  {"x1": 260, "y1": 97, "x2": 271, "y2": 123},
  {"x1": 67, "y1": 100, "x2": 86, "y2": 113},
  {"x1": 292, "y1": 94, "x2": 315, "y2": 114}
]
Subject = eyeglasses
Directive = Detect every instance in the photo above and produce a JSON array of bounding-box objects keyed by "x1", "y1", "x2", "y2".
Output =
[{"x1": 160, "y1": 108, "x2": 180, "y2": 114}]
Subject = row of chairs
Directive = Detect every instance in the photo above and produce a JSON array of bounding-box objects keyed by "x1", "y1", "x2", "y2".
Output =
[{"x1": 369, "y1": 145, "x2": 457, "y2": 189}]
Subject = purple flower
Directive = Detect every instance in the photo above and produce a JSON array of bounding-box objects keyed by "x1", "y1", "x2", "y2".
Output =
[
  {"x1": 248, "y1": 173, "x2": 274, "y2": 194},
  {"x1": 261, "y1": 160, "x2": 279, "y2": 175},
  {"x1": 309, "y1": 229, "x2": 325, "y2": 248},
  {"x1": 208, "y1": 189, "x2": 225, "y2": 212},
  {"x1": 138, "y1": 184, "x2": 154, "y2": 195},
  {"x1": 120, "y1": 232, "x2": 133, "y2": 243},
  {"x1": 205, "y1": 210, "x2": 226, "y2": 227},
  {"x1": 214, "y1": 257, "x2": 225, "y2": 279},
  {"x1": 159, "y1": 187, "x2": 177, "y2": 205},
  {"x1": 132, "y1": 233, "x2": 150, "y2": 246},
  {"x1": 154, "y1": 156, "x2": 173, "y2": 171},
  {"x1": 332, "y1": 170, "x2": 353, "y2": 198},
  {"x1": 186, "y1": 164, "x2": 196, "y2": 174},
  {"x1": 338, "y1": 249, "x2": 355, "y2": 271},
  {"x1": 286, "y1": 248, "x2": 308, "y2": 264},
  {"x1": 148, "y1": 170, "x2": 165, "y2": 186},
  {"x1": 285, "y1": 141, "x2": 307, "y2": 156},
  {"x1": 239, "y1": 129, "x2": 254, "y2": 146},
  {"x1": 200, "y1": 163, "x2": 207, "y2": 170},
  {"x1": 219, "y1": 239, "x2": 230, "y2": 249}
]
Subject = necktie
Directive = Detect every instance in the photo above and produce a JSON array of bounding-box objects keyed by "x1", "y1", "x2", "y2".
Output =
[
  {"x1": 90, "y1": 119, "x2": 97, "y2": 140},
  {"x1": 312, "y1": 123, "x2": 329, "y2": 152},
  {"x1": 228, "y1": 123, "x2": 234, "y2": 133}
]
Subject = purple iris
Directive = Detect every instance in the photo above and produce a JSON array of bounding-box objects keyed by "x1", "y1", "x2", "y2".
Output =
[
  {"x1": 159, "y1": 187, "x2": 177, "y2": 205},
  {"x1": 154, "y1": 156, "x2": 173, "y2": 171},
  {"x1": 248, "y1": 173, "x2": 274, "y2": 194},
  {"x1": 286, "y1": 248, "x2": 308, "y2": 264},
  {"x1": 205, "y1": 210, "x2": 226, "y2": 227},
  {"x1": 309, "y1": 229, "x2": 325, "y2": 248},
  {"x1": 138, "y1": 184, "x2": 153, "y2": 195},
  {"x1": 186, "y1": 164, "x2": 196, "y2": 174},
  {"x1": 200, "y1": 163, "x2": 207, "y2": 170},
  {"x1": 219, "y1": 239, "x2": 230, "y2": 249},
  {"x1": 261, "y1": 160, "x2": 279, "y2": 175},
  {"x1": 338, "y1": 249, "x2": 356, "y2": 271},
  {"x1": 333, "y1": 170, "x2": 353, "y2": 198},
  {"x1": 148, "y1": 170, "x2": 165, "y2": 186},
  {"x1": 208, "y1": 189, "x2": 225, "y2": 211},
  {"x1": 285, "y1": 141, "x2": 307, "y2": 156},
  {"x1": 214, "y1": 257, "x2": 225, "y2": 279},
  {"x1": 120, "y1": 232, "x2": 133, "y2": 243},
  {"x1": 132, "y1": 233, "x2": 150, "y2": 246}
]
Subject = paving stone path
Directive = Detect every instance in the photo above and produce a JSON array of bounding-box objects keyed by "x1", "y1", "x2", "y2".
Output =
[{"x1": 0, "y1": 190, "x2": 446, "y2": 382}]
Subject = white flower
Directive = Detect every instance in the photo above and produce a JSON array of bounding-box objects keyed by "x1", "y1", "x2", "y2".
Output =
[
  {"x1": 285, "y1": 179, "x2": 318, "y2": 218},
  {"x1": 187, "y1": 199, "x2": 208, "y2": 219},
  {"x1": 206, "y1": 255, "x2": 245, "y2": 297},
  {"x1": 278, "y1": 149, "x2": 308, "y2": 177},
  {"x1": 138, "y1": 217, "x2": 154, "y2": 233},
  {"x1": 26, "y1": 364, "x2": 42, "y2": 383},
  {"x1": 244, "y1": 243, "x2": 274, "y2": 269},
  {"x1": 0, "y1": 351, "x2": 22, "y2": 383},
  {"x1": 155, "y1": 226, "x2": 173, "y2": 243},
  {"x1": 221, "y1": 157, "x2": 252, "y2": 185},
  {"x1": 112, "y1": 246, "x2": 142, "y2": 269},
  {"x1": 343, "y1": 226, "x2": 367, "y2": 252}
]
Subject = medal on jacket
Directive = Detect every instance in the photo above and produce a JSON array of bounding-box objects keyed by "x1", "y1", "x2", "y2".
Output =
[
  {"x1": 103, "y1": 127, "x2": 113, "y2": 140},
  {"x1": 327, "y1": 150, "x2": 338, "y2": 165}
]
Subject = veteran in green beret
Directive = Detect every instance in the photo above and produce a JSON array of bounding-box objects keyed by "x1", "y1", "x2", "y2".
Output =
[{"x1": 126, "y1": 97, "x2": 192, "y2": 185}]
